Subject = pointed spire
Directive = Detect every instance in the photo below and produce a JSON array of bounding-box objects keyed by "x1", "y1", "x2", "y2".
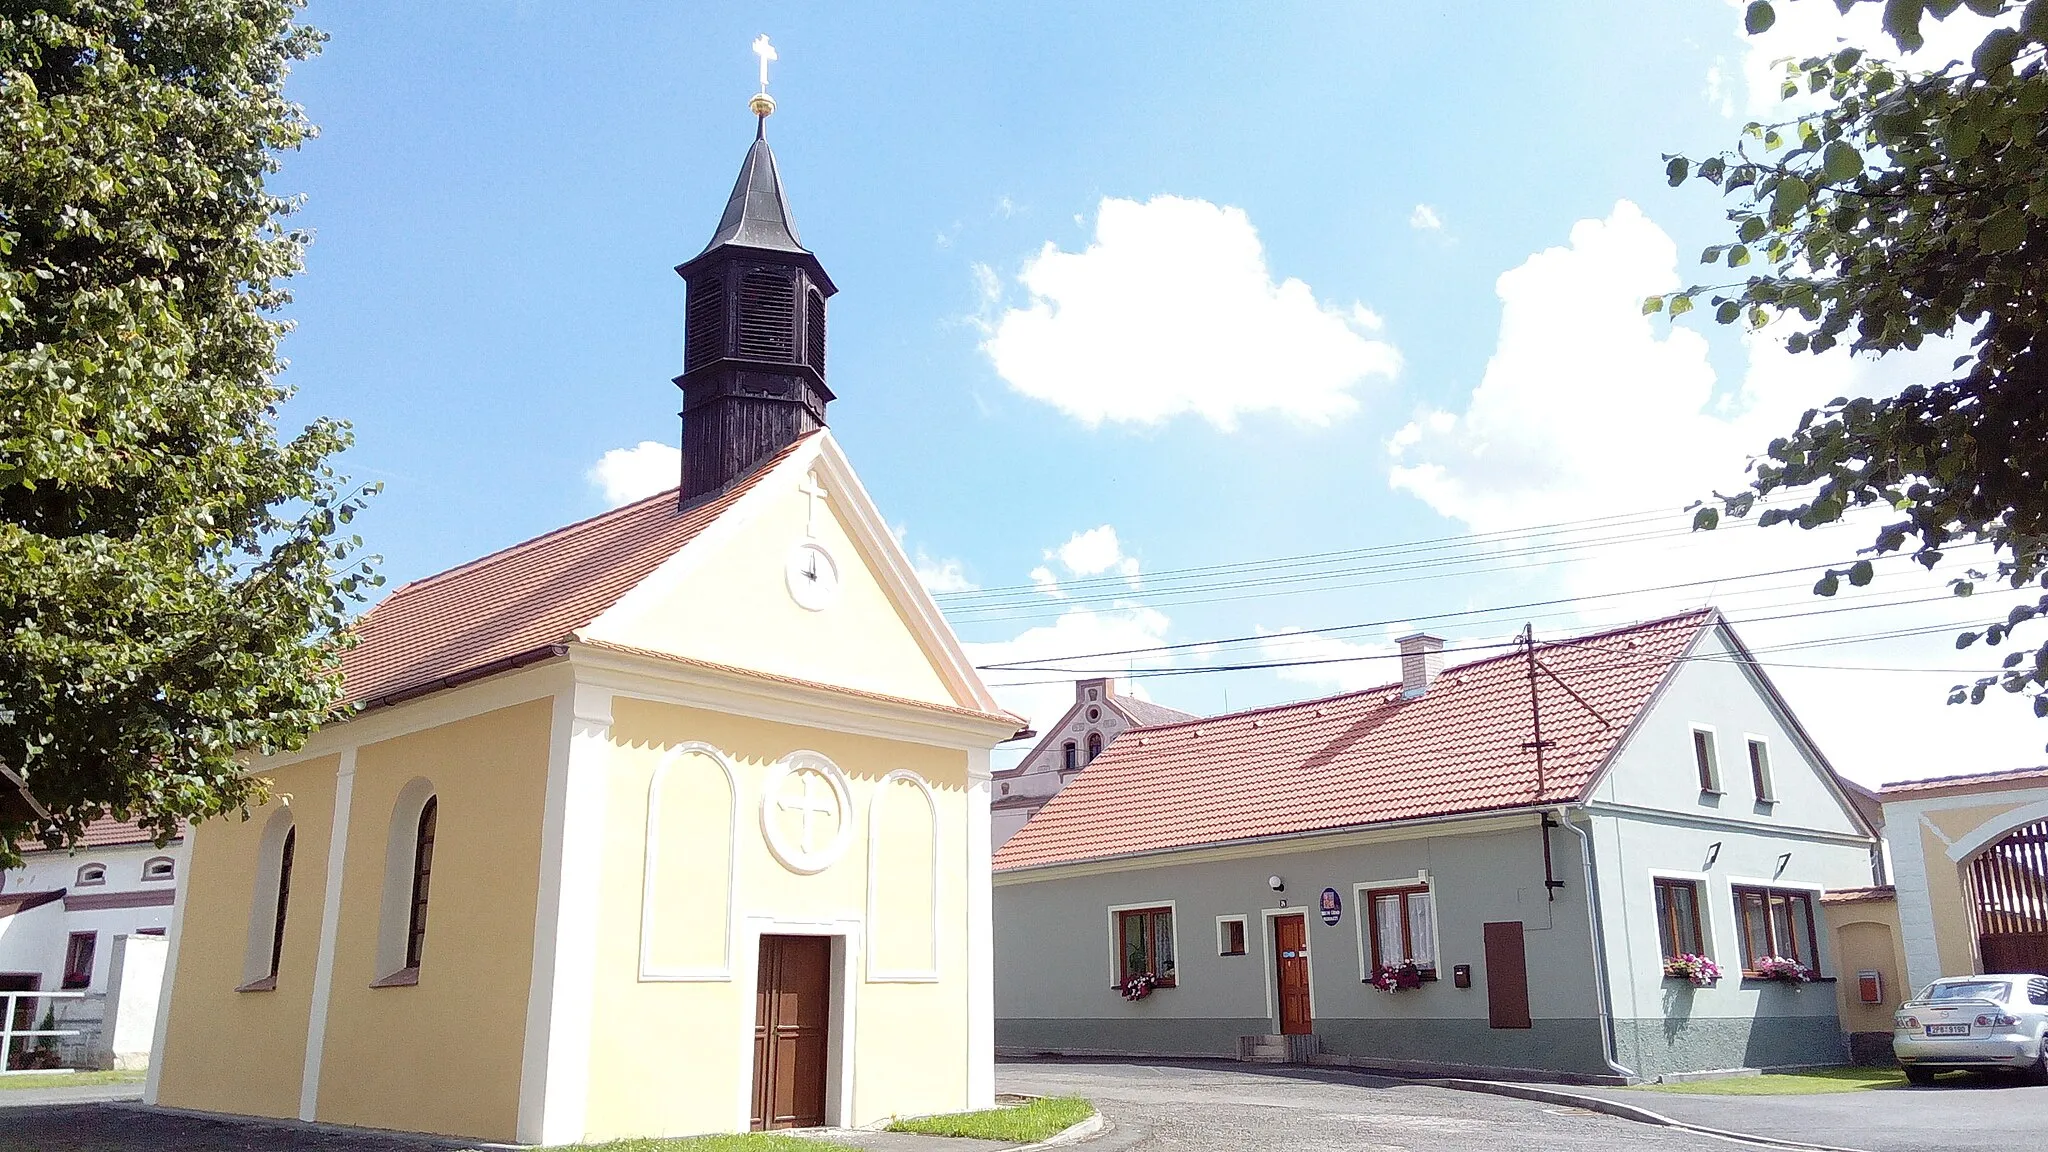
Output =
[{"x1": 700, "y1": 135, "x2": 806, "y2": 256}]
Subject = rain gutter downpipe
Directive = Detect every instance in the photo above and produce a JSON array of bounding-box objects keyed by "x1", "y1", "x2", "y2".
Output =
[{"x1": 1556, "y1": 806, "x2": 1637, "y2": 1081}]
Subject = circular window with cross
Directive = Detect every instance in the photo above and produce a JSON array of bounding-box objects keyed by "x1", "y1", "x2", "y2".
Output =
[{"x1": 759, "y1": 751, "x2": 854, "y2": 875}]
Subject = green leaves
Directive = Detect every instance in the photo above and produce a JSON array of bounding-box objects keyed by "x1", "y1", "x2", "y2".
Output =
[
  {"x1": 1820, "y1": 140, "x2": 1862, "y2": 183},
  {"x1": 0, "y1": 3, "x2": 372, "y2": 864},
  {"x1": 1746, "y1": 1, "x2": 1778, "y2": 34},
  {"x1": 1667, "y1": 157, "x2": 1690, "y2": 187}
]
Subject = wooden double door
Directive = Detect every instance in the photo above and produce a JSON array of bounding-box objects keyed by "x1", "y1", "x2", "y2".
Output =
[{"x1": 752, "y1": 935, "x2": 832, "y2": 1131}]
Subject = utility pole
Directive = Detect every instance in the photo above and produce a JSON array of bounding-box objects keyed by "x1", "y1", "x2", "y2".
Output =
[{"x1": 1520, "y1": 623, "x2": 1567, "y2": 902}]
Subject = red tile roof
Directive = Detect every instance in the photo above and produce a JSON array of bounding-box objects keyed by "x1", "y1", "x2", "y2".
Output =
[
  {"x1": 993, "y1": 610, "x2": 1716, "y2": 872},
  {"x1": 1879, "y1": 766, "x2": 2048, "y2": 798},
  {"x1": 14, "y1": 817, "x2": 182, "y2": 856},
  {"x1": 341, "y1": 437, "x2": 811, "y2": 709}
]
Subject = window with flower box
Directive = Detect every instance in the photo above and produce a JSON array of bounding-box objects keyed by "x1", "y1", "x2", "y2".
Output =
[
  {"x1": 1732, "y1": 885, "x2": 1820, "y2": 975},
  {"x1": 1653, "y1": 877, "x2": 1705, "y2": 961},
  {"x1": 1365, "y1": 885, "x2": 1436, "y2": 976},
  {"x1": 1113, "y1": 906, "x2": 1176, "y2": 986}
]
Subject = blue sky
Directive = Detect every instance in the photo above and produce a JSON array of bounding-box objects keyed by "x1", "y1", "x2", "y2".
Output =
[{"x1": 279, "y1": 1, "x2": 2037, "y2": 781}]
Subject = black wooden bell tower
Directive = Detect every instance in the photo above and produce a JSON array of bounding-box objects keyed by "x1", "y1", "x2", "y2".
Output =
[{"x1": 674, "y1": 117, "x2": 837, "y2": 504}]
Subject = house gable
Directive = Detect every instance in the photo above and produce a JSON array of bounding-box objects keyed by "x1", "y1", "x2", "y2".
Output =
[
  {"x1": 581, "y1": 434, "x2": 1000, "y2": 716},
  {"x1": 1588, "y1": 620, "x2": 1867, "y2": 839}
]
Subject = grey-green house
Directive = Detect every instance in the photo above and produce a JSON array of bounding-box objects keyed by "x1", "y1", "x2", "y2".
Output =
[{"x1": 992, "y1": 609, "x2": 1882, "y2": 1079}]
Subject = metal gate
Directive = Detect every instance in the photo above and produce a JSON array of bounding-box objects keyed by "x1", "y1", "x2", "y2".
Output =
[{"x1": 1968, "y1": 817, "x2": 2048, "y2": 976}]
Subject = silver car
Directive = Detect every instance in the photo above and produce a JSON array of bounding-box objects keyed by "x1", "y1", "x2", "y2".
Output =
[{"x1": 1893, "y1": 973, "x2": 2048, "y2": 1084}]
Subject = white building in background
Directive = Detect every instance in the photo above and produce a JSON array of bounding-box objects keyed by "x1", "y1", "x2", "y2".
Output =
[
  {"x1": 992, "y1": 678, "x2": 1198, "y2": 850},
  {"x1": 0, "y1": 820, "x2": 185, "y2": 1068}
]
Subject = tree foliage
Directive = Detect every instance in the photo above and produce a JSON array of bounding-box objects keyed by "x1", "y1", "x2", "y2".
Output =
[
  {"x1": 1650, "y1": 0, "x2": 2048, "y2": 724},
  {"x1": 0, "y1": 1, "x2": 376, "y2": 864}
]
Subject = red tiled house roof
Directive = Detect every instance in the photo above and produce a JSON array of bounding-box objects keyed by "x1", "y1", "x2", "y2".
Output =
[
  {"x1": 994, "y1": 609, "x2": 1719, "y2": 872},
  {"x1": 12, "y1": 816, "x2": 183, "y2": 859},
  {"x1": 341, "y1": 436, "x2": 809, "y2": 709}
]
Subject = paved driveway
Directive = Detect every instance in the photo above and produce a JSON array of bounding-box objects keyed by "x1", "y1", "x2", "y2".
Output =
[
  {"x1": 1577, "y1": 1077, "x2": 2048, "y2": 1152},
  {"x1": 996, "y1": 1058, "x2": 1730, "y2": 1152}
]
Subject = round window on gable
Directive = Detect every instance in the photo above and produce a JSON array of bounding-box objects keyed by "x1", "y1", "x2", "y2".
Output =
[{"x1": 1086, "y1": 707, "x2": 1100, "y2": 722}]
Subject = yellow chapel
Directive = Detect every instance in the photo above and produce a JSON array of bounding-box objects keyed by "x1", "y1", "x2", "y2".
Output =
[{"x1": 146, "y1": 87, "x2": 1021, "y2": 1143}]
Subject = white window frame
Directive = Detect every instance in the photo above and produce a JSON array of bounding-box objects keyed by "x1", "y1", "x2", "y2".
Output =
[
  {"x1": 1690, "y1": 724, "x2": 1723, "y2": 795},
  {"x1": 1216, "y1": 914, "x2": 1248, "y2": 957},
  {"x1": 75, "y1": 862, "x2": 107, "y2": 887},
  {"x1": 1647, "y1": 868, "x2": 1718, "y2": 965},
  {"x1": 1105, "y1": 899, "x2": 1179, "y2": 988},
  {"x1": 1353, "y1": 871, "x2": 1441, "y2": 981},
  {"x1": 1743, "y1": 734, "x2": 1776, "y2": 803},
  {"x1": 141, "y1": 855, "x2": 176, "y2": 882}
]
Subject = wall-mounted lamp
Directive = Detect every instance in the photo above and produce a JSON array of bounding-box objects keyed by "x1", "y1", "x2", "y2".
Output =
[
  {"x1": 1775, "y1": 851, "x2": 1792, "y2": 877},
  {"x1": 1267, "y1": 875, "x2": 1285, "y2": 892},
  {"x1": 1703, "y1": 841, "x2": 1721, "y2": 869}
]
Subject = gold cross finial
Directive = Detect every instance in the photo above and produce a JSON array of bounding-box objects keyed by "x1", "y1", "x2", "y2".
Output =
[{"x1": 749, "y1": 35, "x2": 777, "y2": 119}]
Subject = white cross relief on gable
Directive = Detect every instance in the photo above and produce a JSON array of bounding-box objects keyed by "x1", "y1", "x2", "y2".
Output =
[
  {"x1": 760, "y1": 750, "x2": 854, "y2": 874},
  {"x1": 798, "y1": 471, "x2": 829, "y2": 539}
]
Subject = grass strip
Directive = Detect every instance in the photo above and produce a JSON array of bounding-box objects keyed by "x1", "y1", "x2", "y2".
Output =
[
  {"x1": 564, "y1": 1136, "x2": 821, "y2": 1152},
  {"x1": 1628, "y1": 1067, "x2": 1908, "y2": 1095},
  {"x1": 0, "y1": 1069, "x2": 146, "y2": 1091},
  {"x1": 886, "y1": 1095, "x2": 1094, "y2": 1142}
]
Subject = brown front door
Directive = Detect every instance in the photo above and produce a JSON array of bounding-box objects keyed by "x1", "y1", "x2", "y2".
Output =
[
  {"x1": 752, "y1": 935, "x2": 831, "y2": 1130},
  {"x1": 1273, "y1": 914, "x2": 1312, "y2": 1036},
  {"x1": 1483, "y1": 921, "x2": 1532, "y2": 1029}
]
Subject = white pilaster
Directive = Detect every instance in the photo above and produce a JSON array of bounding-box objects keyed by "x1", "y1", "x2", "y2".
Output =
[
  {"x1": 517, "y1": 683, "x2": 613, "y2": 1145},
  {"x1": 142, "y1": 824, "x2": 195, "y2": 1106},
  {"x1": 299, "y1": 747, "x2": 358, "y2": 1120},
  {"x1": 1891, "y1": 810, "x2": 1944, "y2": 989},
  {"x1": 964, "y1": 748, "x2": 995, "y2": 1108}
]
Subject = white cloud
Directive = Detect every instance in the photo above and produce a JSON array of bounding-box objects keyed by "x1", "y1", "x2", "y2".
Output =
[
  {"x1": 587, "y1": 440, "x2": 680, "y2": 507},
  {"x1": 1055, "y1": 525, "x2": 1141, "y2": 583},
  {"x1": 1029, "y1": 566, "x2": 1064, "y2": 599},
  {"x1": 1256, "y1": 629, "x2": 1399, "y2": 694},
  {"x1": 1409, "y1": 203, "x2": 1444, "y2": 231},
  {"x1": 913, "y1": 553, "x2": 976, "y2": 594},
  {"x1": 1704, "y1": 58, "x2": 1735, "y2": 117},
  {"x1": 981, "y1": 195, "x2": 1401, "y2": 430},
  {"x1": 1729, "y1": 0, "x2": 2012, "y2": 115},
  {"x1": 1384, "y1": 198, "x2": 2036, "y2": 785}
]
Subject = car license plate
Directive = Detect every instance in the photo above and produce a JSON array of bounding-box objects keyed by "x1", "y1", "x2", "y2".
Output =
[{"x1": 1926, "y1": 1023, "x2": 1971, "y2": 1036}]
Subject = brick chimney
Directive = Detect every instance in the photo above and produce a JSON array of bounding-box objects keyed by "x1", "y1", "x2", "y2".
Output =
[{"x1": 1397, "y1": 634, "x2": 1445, "y2": 698}]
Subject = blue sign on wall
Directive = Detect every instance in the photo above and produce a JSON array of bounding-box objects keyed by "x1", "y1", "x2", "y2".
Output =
[{"x1": 1319, "y1": 886, "x2": 1342, "y2": 926}]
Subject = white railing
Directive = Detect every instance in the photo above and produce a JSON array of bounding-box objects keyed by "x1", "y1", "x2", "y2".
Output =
[{"x1": 0, "y1": 990, "x2": 84, "y2": 1072}]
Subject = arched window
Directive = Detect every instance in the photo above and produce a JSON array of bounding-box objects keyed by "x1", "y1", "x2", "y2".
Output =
[
  {"x1": 405, "y1": 797, "x2": 438, "y2": 970},
  {"x1": 267, "y1": 829, "x2": 295, "y2": 981},
  {"x1": 75, "y1": 863, "x2": 107, "y2": 887},
  {"x1": 239, "y1": 808, "x2": 295, "y2": 992},
  {"x1": 1062, "y1": 742, "x2": 1078, "y2": 771},
  {"x1": 141, "y1": 856, "x2": 175, "y2": 882},
  {"x1": 1086, "y1": 732, "x2": 1104, "y2": 762}
]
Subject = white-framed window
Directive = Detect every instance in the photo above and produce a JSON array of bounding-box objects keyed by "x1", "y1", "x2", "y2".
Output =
[
  {"x1": 1355, "y1": 875, "x2": 1440, "y2": 979},
  {"x1": 1217, "y1": 915, "x2": 1248, "y2": 956},
  {"x1": 1649, "y1": 869, "x2": 1715, "y2": 962},
  {"x1": 75, "y1": 862, "x2": 107, "y2": 887},
  {"x1": 1106, "y1": 900, "x2": 1177, "y2": 987},
  {"x1": 1691, "y1": 725, "x2": 1722, "y2": 794},
  {"x1": 1745, "y1": 736, "x2": 1775, "y2": 803},
  {"x1": 141, "y1": 855, "x2": 175, "y2": 881}
]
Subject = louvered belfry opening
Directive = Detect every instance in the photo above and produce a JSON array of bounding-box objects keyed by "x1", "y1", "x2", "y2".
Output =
[
  {"x1": 674, "y1": 127, "x2": 838, "y2": 504},
  {"x1": 1967, "y1": 818, "x2": 2048, "y2": 976}
]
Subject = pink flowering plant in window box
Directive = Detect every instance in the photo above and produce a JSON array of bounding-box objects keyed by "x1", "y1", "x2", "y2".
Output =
[
  {"x1": 1663, "y1": 953, "x2": 1723, "y2": 986},
  {"x1": 1118, "y1": 972, "x2": 1160, "y2": 1001},
  {"x1": 1369, "y1": 961, "x2": 1425, "y2": 993},
  {"x1": 1752, "y1": 956, "x2": 1812, "y2": 984}
]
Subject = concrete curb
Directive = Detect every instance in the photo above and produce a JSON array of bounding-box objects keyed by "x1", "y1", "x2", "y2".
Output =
[
  {"x1": 1011, "y1": 1111, "x2": 1107, "y2": 1151},
  {"x1": 1420, "y1": 1079, "x2": 1876, "y2": 1152}
]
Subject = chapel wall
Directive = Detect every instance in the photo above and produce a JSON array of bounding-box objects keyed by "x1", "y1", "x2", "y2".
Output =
[
  {"x1": 310, "y1": 697, "x2": 553, "y2": 1141},
  {"x1": 578, "y1": 696, "x2": 972, "y2": 1139},
  {"x1": 153, "y1": 762, "x2": 336, "y2": 1120}
]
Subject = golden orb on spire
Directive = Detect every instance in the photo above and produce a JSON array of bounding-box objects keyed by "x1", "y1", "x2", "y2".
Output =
[{"x1": 749, "y1": 92, "x2": 776, "y2": 118}]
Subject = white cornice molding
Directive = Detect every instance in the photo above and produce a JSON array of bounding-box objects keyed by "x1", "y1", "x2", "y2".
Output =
[
  {"x1": 254, "y1": 662, "x2": 574, "y2": 771},
  {"x1": 567, "y1": 642, "x2": 1017, "y2": 751},
  {"x1": 1581, "y1": 799, "x2": 1875, "y2": 846}
]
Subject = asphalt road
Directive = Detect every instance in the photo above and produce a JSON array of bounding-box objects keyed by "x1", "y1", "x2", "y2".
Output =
[
  {"x1": 1576, "y1": 1076, "x2": 2048, "y2": 1152},
  {"x1": 995, "y1": 1058, "x2": 1732, "y2": 1152}
]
